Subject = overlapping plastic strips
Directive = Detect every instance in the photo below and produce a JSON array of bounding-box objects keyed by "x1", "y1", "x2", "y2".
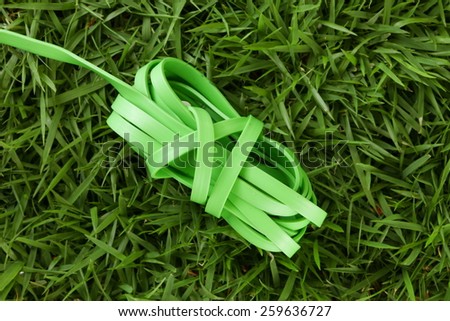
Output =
[{"x1": 0, "y1": 30, "x2": 327, "y2": 257}]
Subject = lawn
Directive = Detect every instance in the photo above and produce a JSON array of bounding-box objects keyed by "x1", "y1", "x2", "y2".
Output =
[{"x1": 1, "y1": 0, "x2": 450, "y2": 300}]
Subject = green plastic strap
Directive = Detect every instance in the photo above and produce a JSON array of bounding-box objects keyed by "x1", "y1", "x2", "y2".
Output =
[
  {"x1": 188, "y1": 106, "x2": 215, "y2": 205},
  {"x1": 0, "y1": 29, "x2": 327, "y2": 257},
  {"x1": 205, "y1": 116, "x2": 263, "y2": 218}
]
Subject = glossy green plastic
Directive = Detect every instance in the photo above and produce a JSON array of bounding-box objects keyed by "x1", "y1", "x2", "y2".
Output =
[{"x1": 0, "y1": 30, "x2": 327, "y2": 257}]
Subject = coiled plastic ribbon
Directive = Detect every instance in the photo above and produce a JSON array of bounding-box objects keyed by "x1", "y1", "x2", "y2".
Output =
[{"x1": 0, "y1": 30, "x2": 327, "y2": 257}]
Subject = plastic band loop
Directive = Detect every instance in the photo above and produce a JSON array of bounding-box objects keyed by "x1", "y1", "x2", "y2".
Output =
[{"x1": 0, "y1": 29, "x2": 327, "y2": 257}]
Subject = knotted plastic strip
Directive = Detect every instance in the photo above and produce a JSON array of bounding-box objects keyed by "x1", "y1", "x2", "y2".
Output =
[{"x1": 0, "y1": 30, "x2": 327, "y2": 257}]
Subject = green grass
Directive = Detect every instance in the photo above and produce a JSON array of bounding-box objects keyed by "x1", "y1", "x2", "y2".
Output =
[{"x1": 1, "y1": 0, "x2": 450, "y2": 300}]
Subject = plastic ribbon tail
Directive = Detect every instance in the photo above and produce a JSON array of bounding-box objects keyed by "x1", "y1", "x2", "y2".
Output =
[{"x1": 0, "y1": 29, "x2": 327, "y2": 257}]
